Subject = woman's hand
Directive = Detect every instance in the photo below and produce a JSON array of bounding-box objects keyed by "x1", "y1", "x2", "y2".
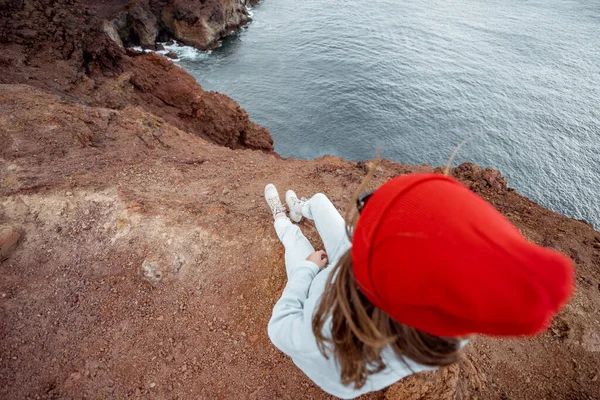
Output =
[{"x1": 307, "y1": 250, "x2": 328, "y2": 269}]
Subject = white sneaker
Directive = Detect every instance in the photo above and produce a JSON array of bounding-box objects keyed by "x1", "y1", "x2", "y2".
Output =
[
  {"x1": 286, "y1": 190, "x2": 308, "y2": 223},
  {"x1": 264, "y1": 184, "x2": 286, "y2": 219}
]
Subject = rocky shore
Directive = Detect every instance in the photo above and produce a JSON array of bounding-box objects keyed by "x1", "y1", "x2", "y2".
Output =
[
  {"x1": 0, "y1": 0, "x2": 272, "y2": 150},
  {"x1": 87, "y1": 0, "x2": 259, "y2": 50},
  {"x1": 1, "y1": 1, "x2": 599, "y2": 399}
]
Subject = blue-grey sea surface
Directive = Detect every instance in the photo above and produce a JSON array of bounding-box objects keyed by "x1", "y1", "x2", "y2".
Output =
[{"x1": 171, "y1": 0, "x2": 599, "y2": 228}]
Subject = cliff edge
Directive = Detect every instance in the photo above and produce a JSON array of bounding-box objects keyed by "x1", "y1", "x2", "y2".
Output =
[
  {"x1": 0, "y1": 0, "x2": 273, "y2": 151},
  {"x1": 1, "y1": 1, "x2": 599, "y2": 399}
]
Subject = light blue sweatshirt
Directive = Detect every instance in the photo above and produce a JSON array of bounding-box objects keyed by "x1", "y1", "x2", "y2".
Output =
[{"x1": 268, "y1": 260, "x2": 436, "y2": 399}]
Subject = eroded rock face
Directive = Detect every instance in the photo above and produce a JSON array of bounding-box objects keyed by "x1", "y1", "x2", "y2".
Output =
[
  {"x1": 95, "y1": 0, "x2": 252, "y2": 50},
  {"x1": 112, "y1": 0, "x2": 159, "y2": 47},
  {"x1": 160, "y1": 0, "x2": 250, "y2": 49},
  {"x1": 0, "y1": 0, "x2": 124, "y2": 78},
  {"x1": 0, "y1": 0, "x2": 273, "y2": 151},
  {"x1": 122, "y1": 52, "x2": 273, "y2": 150},
  {"x1": 102, "y1": 20, "x2": 124, "y2": 47}
]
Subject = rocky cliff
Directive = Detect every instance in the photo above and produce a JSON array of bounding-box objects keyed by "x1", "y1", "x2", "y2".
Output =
[
  {"x1": 1, "y1": 1, "x2": 599, "y2": 399},
  {"x1": 0, "y1": 0, "x2": 272, "y2": 150},
  {"x1": 83, "y1": 0, "x2": 256, "y2": 50}
]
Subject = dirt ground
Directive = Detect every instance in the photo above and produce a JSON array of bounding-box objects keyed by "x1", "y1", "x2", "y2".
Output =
[{"x1": 1, "y1": 84, "x2": 599, "y2": 399}]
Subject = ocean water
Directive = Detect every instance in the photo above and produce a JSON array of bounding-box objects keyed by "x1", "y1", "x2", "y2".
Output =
[{"x1": 174, "y1": 0, "x2": 599, "y2": 228}]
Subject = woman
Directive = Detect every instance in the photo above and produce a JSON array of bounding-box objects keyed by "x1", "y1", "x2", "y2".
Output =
[{"x1": 264, "y1": 171, "x2": 573, "y2": 399}]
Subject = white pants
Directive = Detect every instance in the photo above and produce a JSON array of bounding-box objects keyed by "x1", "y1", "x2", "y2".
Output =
[{"x1": 274, "y1": 193, "x2": 350, "y2": 273}]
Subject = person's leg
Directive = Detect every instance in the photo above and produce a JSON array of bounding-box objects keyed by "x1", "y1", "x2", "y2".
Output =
[
  {"x1": 302, "y1": 193, "x2": 351, "y2": 263},
  {"x1": 266, "y1": 184, "x2": 315, "y2": 274},
  {"x1": 274, "y1": 216, "x2": 315, "y2": 275}
]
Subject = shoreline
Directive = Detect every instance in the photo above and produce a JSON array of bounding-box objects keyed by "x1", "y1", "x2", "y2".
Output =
[{"x1": 94, "y1": 0, "x2": 260, "y2": 51}]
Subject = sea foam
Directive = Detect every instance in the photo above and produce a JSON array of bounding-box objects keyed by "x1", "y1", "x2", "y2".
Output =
[
  {"x1": 158, "y1": 41, "x2": 211, "y2": 61},
  {"x1": 131, "y1": 41, "x2": 211, "y2": 62}
]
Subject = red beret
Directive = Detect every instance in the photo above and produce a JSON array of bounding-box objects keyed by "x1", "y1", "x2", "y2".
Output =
[{"x1": 351, "y1": 173, "x2": 574, "y2": 337}]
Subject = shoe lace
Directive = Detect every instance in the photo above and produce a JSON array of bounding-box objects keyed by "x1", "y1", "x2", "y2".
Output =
[
  {"x1": 290, "y1": 196, "x2": 307, "y2": 208},
  {"x1": 267, "y1": 197, "x2": 286, "y2": 215}
]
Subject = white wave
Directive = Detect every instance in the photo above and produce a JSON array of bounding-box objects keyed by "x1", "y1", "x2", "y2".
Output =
[
  {"x1": 155, "y1": 41, "x2": 211, "y2": 61},
  {"x1": 131, "y1": 46, "x2": 152, "y2": 53}
]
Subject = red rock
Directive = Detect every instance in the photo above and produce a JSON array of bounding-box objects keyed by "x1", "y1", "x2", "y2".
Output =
[
  {"x1": 0, "y1": 225, "x2": 21, "y2": 261},
  {"x1": 482, "y1": 168, "x2": 508, "y2": 191},
  {"x1": 160, "y1": 0, "x2": 251, "y2": 50},
  {"x1": 454, "y1": 162, "x2": 507, "y2": 193}
]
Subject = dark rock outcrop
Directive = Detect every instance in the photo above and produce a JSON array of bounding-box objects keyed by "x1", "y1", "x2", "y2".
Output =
[
  {"x1": 159, "y1": 0, "x2": 250, "y2": 49},
  {"x1": 0, "y1": 0, "x2": 125, "y2": 78},
  {"x1": 84, "y1": 0, "x2": 253, "y2": 50},
  {"x1": 112, "y1": 0, "x2": 159, "y2": 48},
  {"x1": 453, "y1": 162, "x2": 508, "y2": 193}
]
